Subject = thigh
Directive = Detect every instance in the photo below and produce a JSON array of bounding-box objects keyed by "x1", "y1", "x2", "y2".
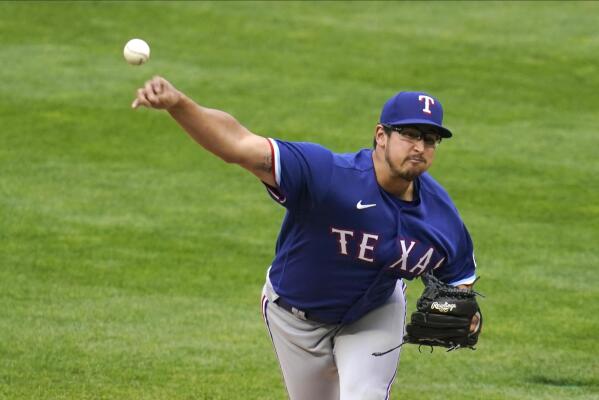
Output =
[
  {"x1": 262, "y1": 282, "x2": 340, "y2": 400},
  {"x1": 334, "y1": 280, "x2": 406, "y2": 400}
]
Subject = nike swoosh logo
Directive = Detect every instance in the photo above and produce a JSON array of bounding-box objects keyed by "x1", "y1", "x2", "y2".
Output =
[{"x1": 356, "y1": 200, "x2": 376, "y2": 210}]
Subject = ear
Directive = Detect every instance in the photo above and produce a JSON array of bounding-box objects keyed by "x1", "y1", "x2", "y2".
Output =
[{"x1": 374, "y1": 124, "x2": 388, "y2": 149}]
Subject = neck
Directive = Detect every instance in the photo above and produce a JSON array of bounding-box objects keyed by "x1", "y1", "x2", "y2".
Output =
[{"x1": 372, "y1": 150, "x2": 415, "y2": 201}]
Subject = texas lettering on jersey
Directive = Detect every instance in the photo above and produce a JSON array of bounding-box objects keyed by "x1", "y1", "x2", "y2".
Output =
[{"x1": 330, "y1": 228, "x2": 445, "y2": 278}]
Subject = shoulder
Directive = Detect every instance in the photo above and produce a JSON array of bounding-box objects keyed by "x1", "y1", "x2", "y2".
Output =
[
  {"x1": 419, "y1": 173, "x2": 454, "y2": 204},
  {"x1": 417, "y1": 173, "x2": 465, "y2": 219},
  {"x1": 332, "y1": 148, "x2": 373, "y2": 171},
  {"x1": 273, "y1": 140, "x2": 372, "y2": 171},
  {"x1": 272, "y1": 139, "x2": 333, "y2": 159}
]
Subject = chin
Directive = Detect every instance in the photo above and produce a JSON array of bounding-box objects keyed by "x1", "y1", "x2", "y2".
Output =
[
  {"x1": 400, "y1": 166, "x2": 428, "y2": 181},
  {"x1": 396, "y1": 170, "x2": 420, "y2": 181}
]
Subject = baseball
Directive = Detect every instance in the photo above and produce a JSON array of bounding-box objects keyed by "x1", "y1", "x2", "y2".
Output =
[{"x1": 123, "y1": 38, "x2": 150, "y2": 65}]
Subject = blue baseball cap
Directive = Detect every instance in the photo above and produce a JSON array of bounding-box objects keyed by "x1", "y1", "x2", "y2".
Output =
[{"x1": 379, "y1": 91, "x2": 452, "y2": 138}]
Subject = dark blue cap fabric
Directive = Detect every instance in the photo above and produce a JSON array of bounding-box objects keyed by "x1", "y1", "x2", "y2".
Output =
[{"x1": 379, "y1": 92, "x2": 452, "y2": 138}]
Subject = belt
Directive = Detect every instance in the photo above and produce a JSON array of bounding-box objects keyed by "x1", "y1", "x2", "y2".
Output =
[{"x1": 274, "y1": 298, "x2": 331, "y2": 324}]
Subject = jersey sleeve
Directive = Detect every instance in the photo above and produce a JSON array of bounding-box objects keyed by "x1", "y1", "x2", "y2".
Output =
[
  {"x1": 263, "y1": 139, "x2": 334, "y2": 211},
  {"x1": 433, "y1": 223, "x2": 477, "y2": 286}
]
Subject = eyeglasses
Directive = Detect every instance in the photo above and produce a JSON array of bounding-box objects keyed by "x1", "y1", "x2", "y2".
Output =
[{"x1": 381, "y1": 124, "x2": 442, "y2": 148}]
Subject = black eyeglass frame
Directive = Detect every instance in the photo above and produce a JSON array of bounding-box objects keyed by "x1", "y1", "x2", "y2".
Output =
[{"x1": 380, "y1": 124, "x2": 443, "y2": 148}]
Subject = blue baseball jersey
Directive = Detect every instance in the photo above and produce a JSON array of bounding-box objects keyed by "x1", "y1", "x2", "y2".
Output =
[{"x1": 264, "y1": 139, "x2": 476, "y2": 324}]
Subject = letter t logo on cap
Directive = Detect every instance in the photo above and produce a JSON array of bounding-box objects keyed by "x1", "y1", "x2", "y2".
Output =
[{"x1": 418, "y1": 95, "x2": 435, "y2": 114}]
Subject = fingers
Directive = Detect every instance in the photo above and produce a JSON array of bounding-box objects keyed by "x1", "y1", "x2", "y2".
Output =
[
  {"x1": 132, "y1": 87, "x2": 152, "y2": 109},
  {"x1": 144, "y1": 80, "x2": 159, "y2": 103},
  {"x1": 152, "y1": 77, "x2": 163, "y2": 95},
  {"x1": 131, "y1": 76, "x2": 166, "y2": 109}
]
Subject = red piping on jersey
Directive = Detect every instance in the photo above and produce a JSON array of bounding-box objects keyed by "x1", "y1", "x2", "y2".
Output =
[{"x1": 266, "y1": 138, "x2": 276, "y2": 184}]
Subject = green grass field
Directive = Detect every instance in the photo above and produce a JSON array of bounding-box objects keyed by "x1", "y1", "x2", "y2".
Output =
[{"x1": 1, "y1": 1, "x2": 598, "y2": 399}]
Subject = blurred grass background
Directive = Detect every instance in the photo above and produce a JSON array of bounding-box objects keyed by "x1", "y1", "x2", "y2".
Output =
[{"x1": 1, "y1": 1, "x2": 598, "y2": 399}]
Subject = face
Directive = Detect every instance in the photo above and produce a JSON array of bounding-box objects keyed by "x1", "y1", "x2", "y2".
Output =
[{"x1": 376, "y1": 124, "x2": 440, "y2": 181}]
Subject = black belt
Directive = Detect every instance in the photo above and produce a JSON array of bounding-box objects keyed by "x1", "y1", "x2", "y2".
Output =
[{"x1": 274, "y1": 298, "x2": 331, "y2": 324}]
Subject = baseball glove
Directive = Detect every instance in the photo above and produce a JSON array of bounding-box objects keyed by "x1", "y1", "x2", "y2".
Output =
[{"x1": 403, "y1": 272, "x2": 483, "y2": 351}]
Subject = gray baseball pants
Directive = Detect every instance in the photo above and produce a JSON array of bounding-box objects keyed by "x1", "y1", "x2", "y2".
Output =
[{"x1": 261, "y1": 278, "x2": 406, "y2": 400}]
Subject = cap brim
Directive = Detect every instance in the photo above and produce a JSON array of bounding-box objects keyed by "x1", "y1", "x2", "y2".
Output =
[{"x1": 385, "y1": 118, "x2": 452, "y2": 138}]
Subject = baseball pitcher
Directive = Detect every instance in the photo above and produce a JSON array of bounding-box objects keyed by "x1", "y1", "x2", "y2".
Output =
[{"x1": 132, "y1": 77, "x2": 482, "y2": 400}]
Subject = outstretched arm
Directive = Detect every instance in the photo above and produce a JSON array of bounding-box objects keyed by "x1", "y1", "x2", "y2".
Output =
[{"x1": 132, "y1": 76, "x2": 276, "y2": 187}]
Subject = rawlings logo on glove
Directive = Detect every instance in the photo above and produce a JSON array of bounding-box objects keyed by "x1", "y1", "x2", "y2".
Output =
[{"x1": 430, "y1": 301, "x2": 457, "y2": 313}]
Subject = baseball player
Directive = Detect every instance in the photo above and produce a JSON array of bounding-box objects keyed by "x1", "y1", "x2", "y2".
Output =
[{"x1": 132, "y1": 76, "x2": 479, "y2": 400}]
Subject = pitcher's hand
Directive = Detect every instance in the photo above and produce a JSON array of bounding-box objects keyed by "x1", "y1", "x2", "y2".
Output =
[{"x1": 132, "y1": 76, "x2": 182, "y2": 110}]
